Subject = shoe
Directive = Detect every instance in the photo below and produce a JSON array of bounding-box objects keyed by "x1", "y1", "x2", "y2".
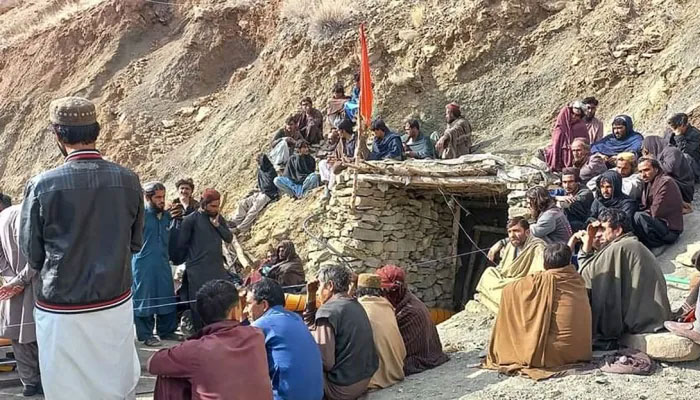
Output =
[
  {"x1": 665, "y1": 321, "x2": 700, "y2": 344},
  {"x1": 144, "y1": 336, "x2": 161, "y2": 347},
  {"x1": 160, "y1": 332, "x2": 184, "y2": 342},
  {"x1": 23, "y1": 383, "x2": 42, "y2": 397}
]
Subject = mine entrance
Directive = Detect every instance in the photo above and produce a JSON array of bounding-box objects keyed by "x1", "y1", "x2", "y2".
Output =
[{"x1": 451, "y1": 197, "x2": 509, "y2": 309}]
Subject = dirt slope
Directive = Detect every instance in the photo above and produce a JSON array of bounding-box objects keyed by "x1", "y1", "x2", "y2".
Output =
[{"x1": 2, "y1": 0, "x2": 700, "y2": 258}]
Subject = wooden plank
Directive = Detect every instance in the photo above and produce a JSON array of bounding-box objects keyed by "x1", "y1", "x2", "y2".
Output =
[{"x1": 355, "y1": 174, "x2": 508, "y2": 195}]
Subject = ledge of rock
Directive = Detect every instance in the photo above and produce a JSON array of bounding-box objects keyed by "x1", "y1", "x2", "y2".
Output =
[{"x1": 621, "y1": 332, "x2": 700, "y2": 362}]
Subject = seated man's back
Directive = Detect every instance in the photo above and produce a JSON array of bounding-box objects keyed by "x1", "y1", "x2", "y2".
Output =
[
  {"x1": 247, "y1": 279, "x2": 324, "y2": 400},
  {"x1": 486, "y1": 243, "x2": 591, "y2": 379},
  {"x1": 148, "y1": 280, "x2": 272, "y2": 400}
]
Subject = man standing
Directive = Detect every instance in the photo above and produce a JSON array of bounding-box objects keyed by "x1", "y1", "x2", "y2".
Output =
[
  {"x1": 571, "y1": 138, "x2": 606, "y2": 184},
  {"x1": 401, "y1": 119, "x2": 436, "y2": 159},
  {"x1": 356, "y1": 273, "x2": 406, "y2": 389},
  {"x1": 172, "y1": 178, "x2": 199, "y2": 217},
  {"x1": 579, "y1": 209, "x2": 671, "y2": 350},
  {"x1": 246, "y1": 278, "x2": 324, "y2": 400},
  {"x1": 369, "y1": 119, "x2": 404, "y2": 161},
  {"x1": 552, "y1": 167, "x2": 594, "y2": 231},
  {"x1": 477, "y1": 217, "x2": 546, "y2": 313},
  {"x1": 20, "y1": 97, "x2": 143, "y2": 399},
  {"x1": 633, "y1": 157, "x2": 684, "y2": 249},
  {"x1": 0, "y1": 204, "x2": 41, "y2": 396},
  {"x1": 435, "y1": 103, "x2": 471, "y2": 159},
  {"x1": 177, "y1": 188, "x2": 234, "y2": 331},
  {"x1": 582, "y1": 96, "x2": 604, "y2": 144},
  {"x1": 304, "y1": 264, "x2": 378, "y2": 400},
  {"x1": 148, "y1": 280, "x2": 273, "y2": 400},
  {"x1": 295, "y1": 97, "x2": 324, "y2": 145},
  {"x1": 667, "y1": 113, "x2": 700, "y2": 181},
  {"x1": 133, "y1": 182, "x2": 181, "y2": 347}
]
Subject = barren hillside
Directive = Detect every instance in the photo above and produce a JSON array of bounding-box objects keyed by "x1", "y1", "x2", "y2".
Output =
[{"x1": 1, "y1": 0, "x2": 699, "y2": 258}]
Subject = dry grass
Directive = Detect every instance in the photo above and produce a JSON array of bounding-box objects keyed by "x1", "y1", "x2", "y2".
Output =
[
  {"x1": 281, "y1": 0, "x2": 353, "y2": 39},
  {"x1": 411, "y1": 4, "x2": 425, "y2": 28}
]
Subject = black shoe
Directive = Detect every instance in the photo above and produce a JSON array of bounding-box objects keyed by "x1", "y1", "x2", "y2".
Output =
[
  {"x1": 144, "y1": 336, "x2": 161, "y2": 347},
  {"x1": 23, "y1": 383, "x2": 42, "y2": 397},
  {"x1": 160, "y1": 332, "x2": 184, "y2": 342}
]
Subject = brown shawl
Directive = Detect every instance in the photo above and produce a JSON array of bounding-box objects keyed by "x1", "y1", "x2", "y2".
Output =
[{"x1": 485, "y1": 265, "x2": 592, "y2": 380}]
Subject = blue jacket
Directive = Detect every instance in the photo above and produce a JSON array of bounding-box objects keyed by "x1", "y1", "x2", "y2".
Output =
[
  {"x1": 252, "y1": 306, "x2": 324, "y2": 400},
  {"x1": 132, "y1": 206, "x2": 176, "y2": 316},
  {"x1": 370, "y1": 132, "x2": 404, "y2": 161}
]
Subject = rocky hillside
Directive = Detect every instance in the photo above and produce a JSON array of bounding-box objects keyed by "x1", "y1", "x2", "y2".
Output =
[{"x1": 1, "y1": 0, "x2": 699, "y2": 258}]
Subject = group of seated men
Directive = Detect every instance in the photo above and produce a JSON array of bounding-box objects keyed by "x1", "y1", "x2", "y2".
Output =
[
  {"x1": 146, "y1": 264, "x2": 448, "y2": 400},
  {"x1": 477, "y1": 100, "x2": 700, "y2": 375}
]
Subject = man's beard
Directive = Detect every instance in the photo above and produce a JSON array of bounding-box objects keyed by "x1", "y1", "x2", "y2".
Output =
[
  {"x1": 205, "y1": 208, "x2": 218, "y2": 217},
  {"x1": 150, "y1": 203, "x2": 165, "y2": 212}
]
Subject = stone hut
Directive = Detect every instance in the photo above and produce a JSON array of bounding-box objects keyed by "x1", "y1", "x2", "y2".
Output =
[{"x1": 306, "y1": 155, "x2": 546, "y2": 310}]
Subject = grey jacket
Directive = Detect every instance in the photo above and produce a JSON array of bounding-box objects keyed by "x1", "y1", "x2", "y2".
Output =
[{"x1": 20, "y1": 150, "x2": 144, "y2": 310}]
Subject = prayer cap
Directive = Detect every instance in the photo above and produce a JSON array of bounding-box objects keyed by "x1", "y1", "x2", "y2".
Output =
[
  {"x1": 201, "y1": 188, "x2": 221, "y2": 204},
  {"x1": 357, "y1": 273, "x2": 382, "y2": 289},
  {"x1": 617, "y1": 152, "x2": 637, "y2": 163},
  {"x1": 49, "y1": 97, "x2": 97, "y2": 126},
  {"x1": 143, "y1": 181, "x2": 165, "y2": 195}
]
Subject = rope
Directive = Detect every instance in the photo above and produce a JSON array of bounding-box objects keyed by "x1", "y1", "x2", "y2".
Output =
[{"x1": 302, "y1": 210, "x2": 354, "y2": 269}]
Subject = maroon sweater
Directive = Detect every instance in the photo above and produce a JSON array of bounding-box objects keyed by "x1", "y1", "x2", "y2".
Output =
[
  {"x1": 641, "y1": 173, "x2": 684, "y2": 232},
  {"x1": 148, "y1": 320, "x2": 272, "y2": 400}
]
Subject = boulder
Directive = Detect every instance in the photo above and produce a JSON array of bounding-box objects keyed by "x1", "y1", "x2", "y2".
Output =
[{"x1": 620, "y1": 332, "x2": 700, "y2": 362}]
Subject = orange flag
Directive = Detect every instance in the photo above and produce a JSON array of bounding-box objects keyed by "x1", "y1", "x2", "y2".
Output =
[{"x1": 358, "y1": 23, "x2": 373, "y2": 125}]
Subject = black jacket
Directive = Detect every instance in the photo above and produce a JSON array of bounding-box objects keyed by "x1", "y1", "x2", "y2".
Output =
[{"x1": 20, "y1": 150, "x2": 144, "y2": 310}]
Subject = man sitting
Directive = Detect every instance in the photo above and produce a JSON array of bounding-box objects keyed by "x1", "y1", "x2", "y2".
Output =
[
  {"x1": 477, "y1": 217, "x2": 546, "y2": 313},
  {"x1": 590, "y1": 115, "x2": 644, "y2": 158},
  {"x1": 375, "y1": 265, "x2": 448, "y2": 375},
  {"x1": 148, "y1": 280, "x2": 273, "y2": 400},
  {"x1": 318, "y1": 119, "x2": 367, "y2": 197},
  {"x1": 551, "y1": 167, "x2": 593, "y2": 231},
  {"x1": 304, "y1": 265, "x2": 378, "y2": 400},
  {"x1": 435, "y1": 103, "x2": 471, "y2": 159},
  {"x1": 246, "y1": 279, "x2": 324, "y2": 400},
  {"x1": 356, "y1": 273, "x2": 406, "y2": 390},
  {"x1": 666, "y1": 112, "x2": 700, "y2": 181},
  {"x1": 270, "y1": 116, "x2": 303, "y2": 169},
  {"x1": 633, "y1": 157, "x2": 684, "y2": 249},
  {"x1": 571, "y1": 138, "x2": 606, "y2": 184},
  {"x1": 579, "y1": 209, "x2": 671, "y2": 350},
  {"x1": 327, "y1": 83, "x2": 350, "y2": 130},
  {"x1": 485, "y1": 243, "x2": 592, "y2": 379},
  {"x1": 582, "y1": 96, "x2": 604, "y2": 144},
  {"x1": 230, "y1": 154, "x2": 278, "y2": 234},
  {"x1": 273, "y1": 140, "x2": 321, "y2": 199},
  {"x1": 401, "y1": 119, "x2": 436, "y2": 159},
  {"x1": 295, "y1": 97, "x2": 324, "y2": 145},
  {"x1": 369, "y1": 119, "x2": 404, "y2": 161},
  {"x1": 587, "y1": 152, "x2": 643, "y2": 200}
]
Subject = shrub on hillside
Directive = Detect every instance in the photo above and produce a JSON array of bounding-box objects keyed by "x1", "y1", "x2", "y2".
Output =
[{"x1": 282, "y1": 0, "x2": 354, "y2": 40}]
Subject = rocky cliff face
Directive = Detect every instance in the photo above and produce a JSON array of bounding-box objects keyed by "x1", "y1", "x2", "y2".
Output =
[{"x1": 1, "y1": 0, "x2": 699, "y2": 257}]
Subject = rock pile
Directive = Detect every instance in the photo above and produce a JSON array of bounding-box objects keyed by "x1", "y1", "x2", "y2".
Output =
[{"x1": 306, "y1": 172, "x2": 457, "y2": 309}]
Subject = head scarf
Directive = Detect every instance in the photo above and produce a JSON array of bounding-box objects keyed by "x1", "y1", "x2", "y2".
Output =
[
  {"x1": 276, "y1": 240, "x2": 298, "y2": 262},
  {"x1": 376, "y1": 264, "x2": 407, "y2": 308},
  {"x1": 596, "y1": 170, "x2": 632, "y2": 208},
  {"x1": 643, "y1": 136, "x2": 695, "y2": 202},
  {"x1": 200, "y1": 188, "x2": 221, "y2": 206},
  {"x1": 590, "y1": 115, "x2": 644, "y2": 156},
  {"x1": 545, "y1": 105, "x2": 589, "y2": 171},
  {"x1": 642, "y1": 136, "x2": 666, "y2": 158},
  {"x1": 617, "y1": 152, "x2": 637, "y2": 164},
  {"x1": 446, "y1": 103, "x2": 460, "y2": 114}
]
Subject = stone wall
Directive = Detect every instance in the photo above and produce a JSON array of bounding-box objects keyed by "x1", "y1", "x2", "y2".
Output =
[{"x1": 306, "y1": 173, "x2": 457, "y2": 309}]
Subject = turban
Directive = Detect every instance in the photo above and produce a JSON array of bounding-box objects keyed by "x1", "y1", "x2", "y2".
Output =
[
  {"x1": 201, "y1": 188, "x2": 221, "y2": 205},
  {"x1": 376, "y1": 265, "x2": 406, "y2": 307},
  {"x1": 143, "y1": 181, "x2": 165, "y2": 196},
  {"x1": 446, "y1": 103, "x2": 461, "y2": 113},
  {"x1": 617, "y1": 152, "x2": 637, "y2": 163}
]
